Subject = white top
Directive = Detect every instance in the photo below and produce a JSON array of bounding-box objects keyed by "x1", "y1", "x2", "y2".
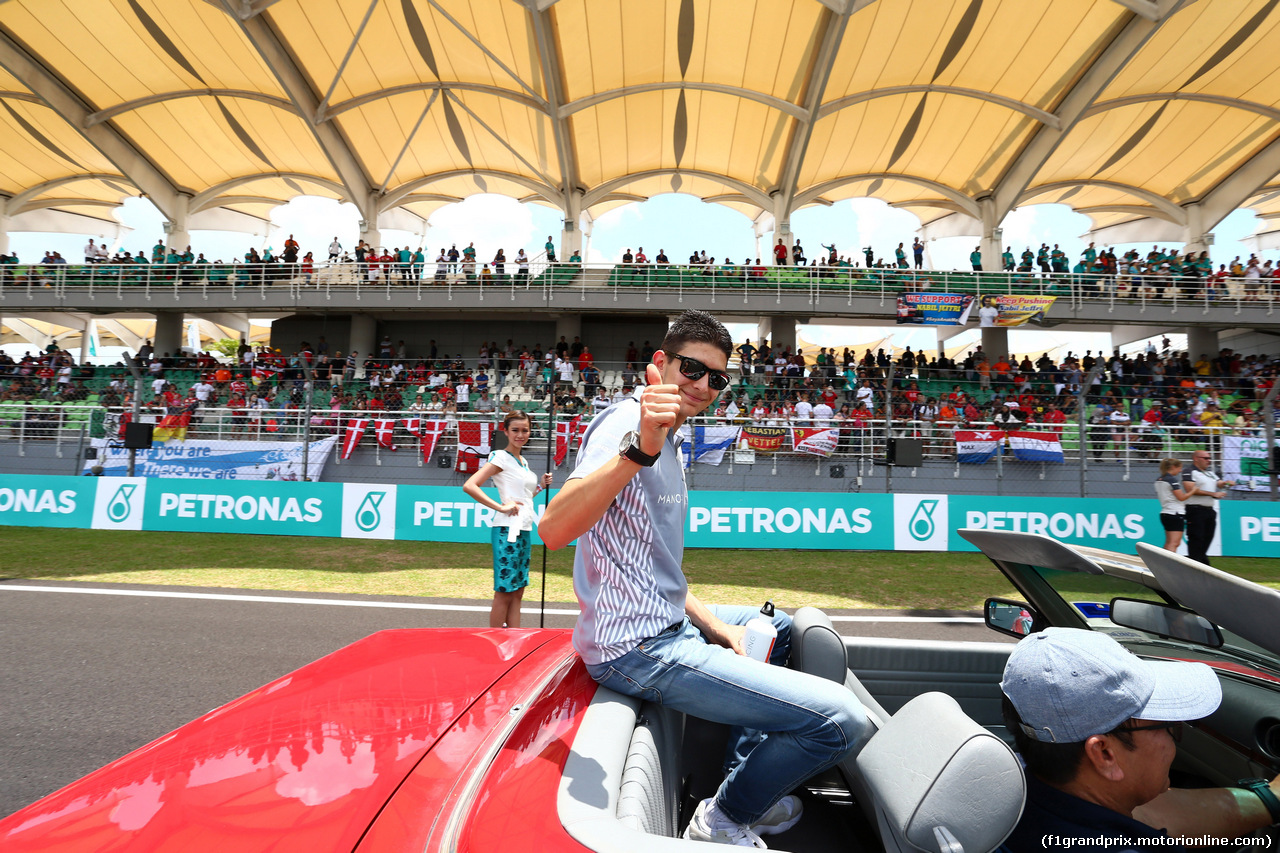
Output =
[
  {"x1": 487, "y1": 450, "x2": 538, "y2": 530},
  {"x1": 794, "y1": 400, "x2": 813, "y2": 421},
  {"x1": 812, "y1": 402, "x2": 833, "y2": 424},
  {"x1": 979, "y1": 305, "x2": 999, "y2": 327},
  {"x1": 1184, "y1": 466, "x2": 1220, "y2": 507},
  {"x1": 191, "y1": 382, "x2": 213, "y2": 401}
]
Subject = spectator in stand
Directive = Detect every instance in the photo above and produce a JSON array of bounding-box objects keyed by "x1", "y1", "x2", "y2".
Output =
[{"x1": 773, "y1": 239, "x2": 788, "y2": 266}]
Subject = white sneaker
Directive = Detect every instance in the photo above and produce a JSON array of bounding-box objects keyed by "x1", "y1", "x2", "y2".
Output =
[
  {"x1": 683, "y1": 798, "x2": 767, "y2": 848},
  {"x1": 751, "y1": 795, "x2": 803, "y2": 836}
]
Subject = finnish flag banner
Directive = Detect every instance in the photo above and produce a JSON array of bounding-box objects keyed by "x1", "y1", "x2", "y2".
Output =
[{"x1": 678, "y1": 425, "x2": 741, "y2": 467}]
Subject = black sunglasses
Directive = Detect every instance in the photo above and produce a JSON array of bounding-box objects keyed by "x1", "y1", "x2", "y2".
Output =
[
  {"x1": 664, "y1": 351, "x2": 731, "y2": 391},
  {"x1": 1119, "y1": 721, "x2": 1184, "y2": 743}
]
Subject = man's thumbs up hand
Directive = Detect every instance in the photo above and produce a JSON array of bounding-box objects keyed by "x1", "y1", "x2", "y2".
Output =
[{"x1": 639, "y1": 362, "x2": 679, "y2": 456}]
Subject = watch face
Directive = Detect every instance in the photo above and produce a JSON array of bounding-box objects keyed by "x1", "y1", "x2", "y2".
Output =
[{"x1": 619, "y1": 431, "x2": 638, "y2": 453}]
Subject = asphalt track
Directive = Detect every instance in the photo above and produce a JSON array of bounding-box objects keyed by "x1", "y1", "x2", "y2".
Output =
[{"x1": 0, "y1": 580, "x2": 1006, "y2": 819}]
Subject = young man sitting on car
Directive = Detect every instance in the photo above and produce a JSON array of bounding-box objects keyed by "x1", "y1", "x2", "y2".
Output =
[
  {"x1": 540, "y1": 310, "x2": 874, "y2": 848},
  {"x1": 1001, "y1": 628, "x2": 1280, "y2": 853}
]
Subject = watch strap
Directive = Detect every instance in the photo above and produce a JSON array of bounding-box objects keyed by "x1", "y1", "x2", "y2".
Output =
[{"x1": 1238, "y1": 778, "x2": 1280, "y2": 824}]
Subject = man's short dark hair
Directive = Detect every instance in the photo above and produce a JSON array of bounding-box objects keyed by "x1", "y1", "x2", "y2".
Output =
[
  {"x1": 1002, "y1": 695, "x2": 1134, "y2": 786},
  {"x1": 661, "y1": 309, "x2": 732, "y2": 358}
]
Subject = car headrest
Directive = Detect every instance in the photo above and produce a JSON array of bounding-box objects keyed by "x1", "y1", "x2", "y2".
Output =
[
  {"x1": 790, "y1": 606, "x2": 849, "y2": 684},
  {"x1": 855, "y1": 692, "x2": 1025, "y2": 853}
]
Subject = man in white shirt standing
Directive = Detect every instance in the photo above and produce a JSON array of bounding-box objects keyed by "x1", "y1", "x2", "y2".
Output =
[
  {"x1": 191, "y1": 378, "x2": 214, "y2": 406},
  {"x1": 811, "y1": 397, "x2": 833, "y2": 426},
  {"x1": 83, "y1": 239, "x2": 97, "y2": 264},
  {"x1": 1182, "y1": 449, "x2": 1233, "y2": 566},
  {"x1": 793, "y1": 392, "x2": 813, "y2": 424}
]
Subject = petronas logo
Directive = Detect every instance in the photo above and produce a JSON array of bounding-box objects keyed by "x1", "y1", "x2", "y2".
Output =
[
  {"x1": 909, "y1": 499, "x2": 939, "y2": 541},
  {"x1": 355, "y1": 491, "x2": 386, "y2": 532},
  {"x1": 106, "y1": 483, "x2": 136, "y2": 522}
]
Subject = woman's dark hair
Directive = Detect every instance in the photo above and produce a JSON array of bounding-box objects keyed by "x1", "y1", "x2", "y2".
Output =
[
  {"x1": 1003, "y1": 694, "x2": 1134, "y2": 786},
  {"x1": 503, "y1": 409, "x2": 531, "y2": 430},
  {"x1": 661, "y1": 309, "x2": 732, "y2": 357}
]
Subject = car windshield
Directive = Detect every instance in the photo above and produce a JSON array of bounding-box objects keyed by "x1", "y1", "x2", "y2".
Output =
[{"x1": 1029, "y1": 565, "x2": 1280, "y2": 679}]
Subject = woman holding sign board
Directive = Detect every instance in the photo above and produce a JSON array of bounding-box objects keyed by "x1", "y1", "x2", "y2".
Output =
[{"x1": 463, "y1": 409, "x2": 554, "y2": 627}]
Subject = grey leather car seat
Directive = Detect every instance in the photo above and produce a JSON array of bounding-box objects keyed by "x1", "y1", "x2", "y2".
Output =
[
  {"x1": 790, "y1": 606, "x2": 891, "y2": 728},
  {"x1": 856, "y1": 691, "x2": 1026, "y2": 853}
]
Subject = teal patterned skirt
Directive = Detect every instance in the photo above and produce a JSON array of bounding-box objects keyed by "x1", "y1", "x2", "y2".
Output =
[{"x1": 491, "y1": 525, "x2": 532, "y2": 592}]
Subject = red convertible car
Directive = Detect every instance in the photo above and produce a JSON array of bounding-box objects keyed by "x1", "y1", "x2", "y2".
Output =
[{"x1": 2, "y1": 531, "x2": 1277, "y2": 852}]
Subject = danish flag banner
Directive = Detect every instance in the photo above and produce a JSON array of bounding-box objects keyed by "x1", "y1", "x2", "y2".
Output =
[
  {"x1": 417, "y1": 419, "x2": 448, "y2": 464},
  {"x1": 456, "y1": 421, "x2": 493, "y2": 471},
  {"x1": 402, "y1": 417, "x2": 422, "y2": 437},
  {"x1": 341, "y1": 419, "x2": 369, "y2": 460},
  {"x1": 374, "y1": 419, "x2": 397, "y2": 451},
  {"x1": 1008, "y1": 430, "x2": 1065, "y2": 463},
  {"x1": 954, "y1": 429, "x2": 1003, "y2": 464},
  {"x1": 554, "y1": 415, "x2": 583, "y2": 466}
]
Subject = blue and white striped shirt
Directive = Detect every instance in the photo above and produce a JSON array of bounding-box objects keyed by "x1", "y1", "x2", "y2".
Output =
[{"x1": 569, "y1": 393, "x2": 688, "y2": 666}]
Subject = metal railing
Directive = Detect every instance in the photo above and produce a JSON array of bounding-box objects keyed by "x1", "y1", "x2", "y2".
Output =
[
  {"x1": 6, "y1": 403, "x2": 1274, "y2": 498},
  {"x1": 2, "y1": 260, "x2": 1276, "y2": 315}
]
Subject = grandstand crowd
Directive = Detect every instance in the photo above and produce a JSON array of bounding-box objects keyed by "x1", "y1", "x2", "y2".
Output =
[
  {"x1": 2, "y1": 331, "x2": 1276, "y2": 458},
  {"x1": 2, "y1": 234, "x2": 1278, "y2": 300}
]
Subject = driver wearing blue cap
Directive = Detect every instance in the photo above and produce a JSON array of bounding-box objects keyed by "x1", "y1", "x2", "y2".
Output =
[{"x1": 1001, "y1": 628, "x2": 1279, "y2": 853}]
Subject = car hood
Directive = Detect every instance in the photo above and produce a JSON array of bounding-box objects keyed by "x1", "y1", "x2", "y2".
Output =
[{"x1": 0, "y1": 628, "x2": 572, "y2": 853}]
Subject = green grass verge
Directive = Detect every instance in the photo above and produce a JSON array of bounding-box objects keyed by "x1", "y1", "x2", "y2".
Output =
[{"x1": 2, "y1": 527, "x2": 1277, "y2": 612}]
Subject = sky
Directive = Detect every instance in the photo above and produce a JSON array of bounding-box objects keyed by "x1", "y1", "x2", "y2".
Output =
[{"x1": 5, "y1": 193, "x2": 1272, "y2": 361}]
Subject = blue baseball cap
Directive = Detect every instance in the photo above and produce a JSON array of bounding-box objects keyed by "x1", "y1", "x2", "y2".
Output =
[{"x1": 1001, "y1": 628, "x2": 1221, "y2": 743}]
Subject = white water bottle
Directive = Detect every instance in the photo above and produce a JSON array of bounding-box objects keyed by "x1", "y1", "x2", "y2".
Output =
[{"x1": 742, "y1": 601, "x2": 777, "y2": 663}]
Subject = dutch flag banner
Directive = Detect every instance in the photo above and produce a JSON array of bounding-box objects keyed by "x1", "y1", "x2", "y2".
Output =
[
  {"x1": 954, "y1": 429, "x2": 1002, "y2": 464},
  {"x1": 1008, "y1": 430, "x2": 1065, "y2": 463}
]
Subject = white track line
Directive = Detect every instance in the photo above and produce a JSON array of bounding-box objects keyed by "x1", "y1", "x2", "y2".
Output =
[{"x1": 0, "y1": 584, "x2": 984, "y2": 623}]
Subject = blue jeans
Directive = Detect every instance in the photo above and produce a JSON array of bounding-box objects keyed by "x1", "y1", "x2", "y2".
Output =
[{"x1": 586, "y1": 605, "x2": 873, "y2": 826}]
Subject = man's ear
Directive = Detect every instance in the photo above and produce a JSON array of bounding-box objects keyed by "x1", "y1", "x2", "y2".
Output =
[
  {"x1": 1082, "y1": 734, "x2": 1126, "y2": 782},
  {"x1": 652, "y1": 349, "x2": 667, "y2": 373}
]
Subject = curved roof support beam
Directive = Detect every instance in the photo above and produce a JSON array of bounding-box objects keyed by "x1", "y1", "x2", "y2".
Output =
[
  {"x1": 890, "y1": 199, "x2": 977, "y2": 218},
  {"x1": 1076, "y1": 203, "x2": 1184, "y2": 224},
  {"x1": 525, "y1": 0, "x2": 580, "y2": 208},
  {"x1": 990, "y1": 0, "x2": 1186, "y2": 221},
  {"x1": 581, "y1": 169, "x2": 773, "y2": 210},
  {"x1": 17, "y1": 198, "x2": 120, "y2": 214},
  {"x1": 587, "y1": 193, "x2": 646, "y2": 207},
  {"x1": 86, "y1": 90, "x2": 298, "y2": 126},
  {"x1": 190, "y1": 195, "x2": 284, "y2": 213},
  {"x1": 219, "y1": 0, "x2": 288, "y2": 18},
  {"x1": 818, "y1": 85, "x2": 1060, "y2": 128},
  {"x1": 1197, "y1": 134, "x2": 1280, "y2": 231},
  {"x1": 394, "y1": 192, "x2": 464, "y2": 206},
  {"x1": 0, "y1": 29, "x2": 180, "y2": 220},
  {"x1": 1110, "y1": 0, "x2": 1164, "y2": 20},
  {"x1": 381, "y1": 169, "x2": 561, "y2": 211},
  {"x1": 222, "y1": 4, "x2": 375, "y2": 219},
  {"x1": 1084, "y1": 92, "x2": 1280, "y2": 123},
  {"x1": 322, "y1": 82, "x2": 547, "y2": 121},
  {"x1": 8, "y1": 173, "x2": 137, "y2": 211},
  {"x1": 1019, "y1": 179, "x2": 1186, "y2": 222},
  {"x1": 794, "y1": 173, "x2": 980, "y2": 217},
  {"x1": 191, "y1": 172, "x2": 350, "y2": 209},
  {"x1": 774, "y1": 4, "x2": 853, "y2": 219},
  {"x1": 0, "y1": 90, "x2": 43, "y2": 106},
  {"x1": 560, "y1": 82, "x2": 807, "y2": 121},
  {"x1": 704, "y1": 193, "x2": 768, "y2": 208}
]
